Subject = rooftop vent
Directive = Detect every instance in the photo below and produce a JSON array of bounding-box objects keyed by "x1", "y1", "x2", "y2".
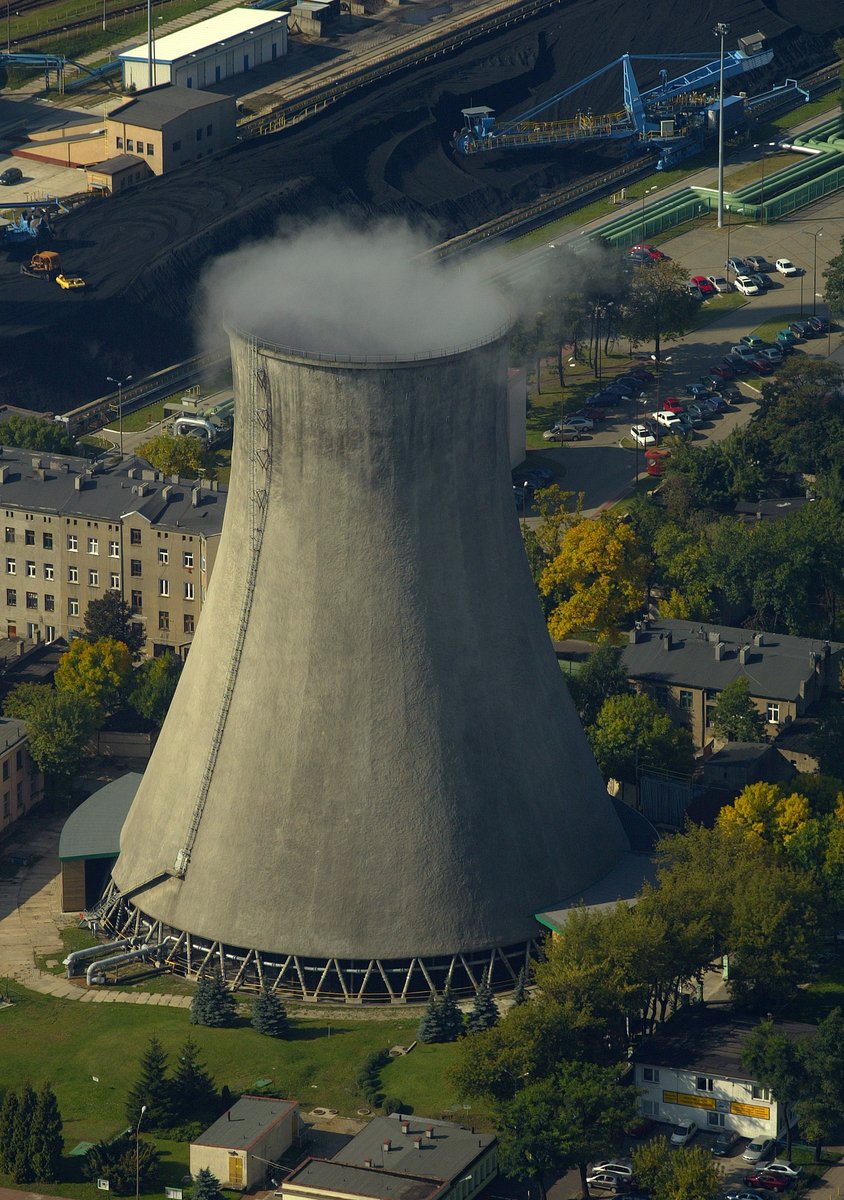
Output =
[{"x1": 714, "y1": 641, "x2": 726, "y2": 661}]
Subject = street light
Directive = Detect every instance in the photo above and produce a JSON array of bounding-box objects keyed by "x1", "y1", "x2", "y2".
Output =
[
  {"x1": 135, "y1": 1104, "x2": 147, "y2": 1200},
  {"x1": 640, "y1": 185, "x2": 657, "y2": 244},
  {"x1": 752, "y1": 142, "x2": 777, "y2": 225},
  {"x1": 714, "y1": 22, "x2": 730, "y2": 229},
  {"x1": 808, "y1": 227, "x2": 824, "y2": 316},
  {"x1": 816, "y1": 294, "x2": 833, "y2": 357},
  {"x1": 106, "y1": 374, "x2": 132, "y2": 458},
  {"x1": 520, "y1": 481, "x2": 529, "y2": 532}
]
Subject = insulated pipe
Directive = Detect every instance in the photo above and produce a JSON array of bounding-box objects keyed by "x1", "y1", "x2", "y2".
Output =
[
  {"x1": 64, "y1": 938, "x2": 141, "y2": 977},
  {"x1": 86, "y1": 943, "x2": 163, "y2": 986}
]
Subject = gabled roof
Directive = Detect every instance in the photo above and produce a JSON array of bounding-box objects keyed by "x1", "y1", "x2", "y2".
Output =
[
  {"x1": 108, "y1": 85, "x2": 225, "y2": 130},
  {"x1": 635, "y1": 1008, "x2": 816, "y2": 1079}
]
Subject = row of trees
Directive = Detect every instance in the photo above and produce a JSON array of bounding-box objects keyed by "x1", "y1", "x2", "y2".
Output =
[
  {"x1": 0, "y1": 1083, "x2": 63, "y2": 1183},
  {"x1": 188, "y1": 970, "x2": 290, "y2": 1037},
  {"x1": 125, "y1": 1036, "x2": 219, "y2": 1132}
]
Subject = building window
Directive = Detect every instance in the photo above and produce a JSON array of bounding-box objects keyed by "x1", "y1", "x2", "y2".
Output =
[
  {"x1": 206, "y1": 124, "x2": 212, "y2": 136},
  {"x1": 110, "y1": 573, "x2": 120, "y2": 590},
  {"x1": 130, "y1": 529, "x2": 141, "y2": 545},
  {"x1": 641, "y1": 1099, "x2": 658, "y2": 1116},
  {"x1": 5, "y1": 559, "x2": 14, "y2": 575},
  {"x1": 184, "y1": 582, "x2": 194, "y2": 601},
  {"x1": 24, "y1": 529, "x2": 35, "y2": 546},
  {"x1": 158, "y1": 547, "x2": 169, "y2": 564},
  {"x1": 16, "y1": 781, "x2": 23, "y2": 810},
  {"x1": 2, "y1": 761, "x2": 8, "y2": 781},
  {"x1": 5, "y1": 589, "x2": 15, "y2": 606},
  {"x1": 43, "y1": 532, "x2": 53, "y2": 550},
  {"x1": 4, "y1": 528, "x2": 13, "y2": 544},
  {"x1": 196, "y1": 127, "x2": 202, "y2": 141},
  {"x1": 172, "y1": 139, "x2": 181, "y2": 151},
  {"x1": 67, "y1": 534, "x2": 78, "y2": 551},
  {"x1": 68, "y1": 597, "x2": 79, "y2": 617},
  {"x1": 707, "y1": 1112, "x2": 727, "y2": 1128},
  {"x1": 44, "y1": 595, "x2": 54, "y2": 612},
  {"x1": 158, "y1": 610, "x2": 169, "y2": 631},
  {"x1": 159, "y1": 579, "x2": 169, "y2": 597},
  {"x1": 45, "y1": 624, "x2": 55, "y2": 641},
  {"x1": 126, "y1": 138, "x2": 134, "y2": 151},
  {"x1": 88, "y1": 537, "x2": 99, "y2": 555},
  {"x1": 679, "y1": 689, "x2": 693, "y2": 710},
  {"x1": 2, "y1": 791, "x2": 8, "y2": 818},
  {"x1": 147, "y1": 142, "x2": 154, "y2": 155},
  {"x1": 44, "y1": 564, "x2": 54, "y2": 580},
  {"x1": 68, "y1": 566, "x2": 79, "y2": 584},
  {"x1": 751, "y1": 1085, "x2": 771, "y2": 1101},
  {"x1": 130, "y1": 560, "x2": 142, "y2": 577},
  {"x1": 88, "y1": 570, "x2": 99, "y2": 587},
  {"x1": 184, "y1": 613, "x2": 194, "y2": 634},
  {"x1": 116, "y1": 136, "x2": 123, "y2": 149},
  {"x1": 767, "y1": 702, "x2": 780, "y2": 724},
  {"x1": 654, "y1": 685, "x2": 669, "y2": 707},
  {"x1": 696, "y1": 1076, "x2": 714, "y2": 1092},
  {"x1": 183, "y1": 551, "x2": 194, "y2": 568},
  {"x1": 109, "y1": 539, "x2": 120, "y2": 557},
  {"x1": 642, "y1": 1067, "x2": 659, "y2": 1083},
  {"x1": 26, "y1": 561, "x2": 35, "y2": 578},
  {"x1": 25, "y1": 592, "x2": 37, "y2": 610},
  {"x1": 131, "y1": 590, "x2": 142, "y2": 613}
]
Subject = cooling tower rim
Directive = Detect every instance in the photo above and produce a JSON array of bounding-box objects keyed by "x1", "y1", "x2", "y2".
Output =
[{"x1": 224, "y1": 320, "x2": 513, "y2": 366}]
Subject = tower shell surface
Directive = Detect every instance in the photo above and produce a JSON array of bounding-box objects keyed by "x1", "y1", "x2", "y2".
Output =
[{"x1": 112, "y1": 325, "x2": 630, "y2": 964}]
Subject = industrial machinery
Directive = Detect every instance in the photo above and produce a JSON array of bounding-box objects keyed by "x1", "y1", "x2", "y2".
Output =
[
  {"x1": 19, "y1": 250, "x2": 61, "y2": 279},
  {"x1": 455, "y1": 33, "x2": 772, "y2": 168},
  {"x1": 102, "y1": 260, "x2": 645, "y2": 1003}
]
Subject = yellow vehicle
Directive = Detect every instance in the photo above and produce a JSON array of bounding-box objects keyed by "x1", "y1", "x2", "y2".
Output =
[
  {"x1": 56, "y1": 273, "x2": 86, "y2": 290},
  {"x1": 20, "y1": 250, "x2": 61, "y2": 279}
]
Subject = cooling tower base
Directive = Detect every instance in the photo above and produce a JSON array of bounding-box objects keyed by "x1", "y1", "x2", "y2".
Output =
[{"x1": 99, "y1": 881, "x2": 539, "y2": 1003}]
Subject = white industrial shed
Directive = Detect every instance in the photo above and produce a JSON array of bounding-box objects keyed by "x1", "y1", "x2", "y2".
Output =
[{"x1": 119, "y1": 8, "x2": 289, "y2": 92}]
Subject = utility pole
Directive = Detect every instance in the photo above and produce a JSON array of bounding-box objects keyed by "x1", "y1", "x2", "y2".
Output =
[{"x1": 714, "y1": 22, "x2": 730, "y2": 230}]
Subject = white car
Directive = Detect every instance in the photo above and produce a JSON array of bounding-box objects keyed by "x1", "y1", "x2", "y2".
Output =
[
  {"x1": 670, "y1": 1120, "x2": 698, "y2": 1147},
  {"x1": 562, "y1": 415, "x2": 594, "y2": 431},
  {"x1": 592, "y1": 1162, "x2": 633, "y2": 1178},
  {"x1": 631, "y1": 425, "x2": 656, "y2": 446},
  {"x1": 743, "y1": 1137, "x2": 777, "y2": 1164},
  {"x1": 763, "y1": 1163, "x2": 802, "y2": 1181},
  {"x1": 707, "y1": 275, "x2": 731, "y2": 293},
  {"x1": 653, "y1": 411, "x2": 682, "y2": 430},
  {"x1": 775, "y1": 258, "x2": 800, "y2": 276},
  {"x1": 734, "y1": 275, "x2": 760, "y2": 296},
  {"x1": 586, "y1": 1174, "x2": 632, "y2": 1192}
]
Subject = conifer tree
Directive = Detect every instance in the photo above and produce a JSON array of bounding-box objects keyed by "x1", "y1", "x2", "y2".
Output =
[
  {"x1": 193, "y1": 1167, "x2": 223, "y2": 1200},
  {"x1": 12, "y1": 1084, "x2": 37, "y2": 1183},
  {"x1": 190, "y1": 969, "x2": 237, "y2": 1028},
  {"x1": 172, "y1": 1039, "x2": 217, "y2": 1123},
  {"x1": 511, "y1": 967, "x2": 528, "y2": 1006},
  {"x1": 416, "y1": 993, "x2": 442, "y2": 1044},
  {"x1": 125, "y1": 1036, "x2": 177, "y2": 1130},
  {"x1": 438, "y1": 987, "x2": 464, "y2": 1043},
  {"x1": 0, "y1": 1088, "x2": 20, "y2": 1174},
  {"x1": 251, "y1": 986, "x2": 290, "y2": 1038},
  {"x1": 30, "y1": 1083, "x2": 64, "y2": 1182},
  {"x1": 466, "y1": 980, "x2": 500, "y2": 1035}
]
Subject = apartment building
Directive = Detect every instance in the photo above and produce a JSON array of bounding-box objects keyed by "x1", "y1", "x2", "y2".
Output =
[
  {"x1": 0, "y1": 449, "x2": 226, "y2": 657},
  {"x1": 0, "y1": 715, "x2": 42, "y2": 837}
]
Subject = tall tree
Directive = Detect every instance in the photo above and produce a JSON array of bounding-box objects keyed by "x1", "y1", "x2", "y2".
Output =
[
  {"x1": 619, "y1": 259, "x2": 700, "y2": 362},
  {"x1": 83, "y1": 591, "x2": 146, "y2": 659},
  {"x1": 741, "y1": 1021, "x2": 806, "y2": 1159},
  {"x1": 438, "y1": 987, "x2": 464, "y2": 1042},
  {"x1": 190, "y1": 970, "x2": 237, "y2": 1029},
  {"x1": 251, "y1": 987, "x2": 290, "y2": 1039},
  {"x1": 566, "y1": 645, "x2": 630, "y2": 728},
  {"x1": 712, "y1": 677, "x2": 766, "y2": 742},
  {"x1": 125, "y1": 1036, "x2": 177, "y2": 1131},
  {"x1": 823, "y1": 231, "x2": 844, "y2": 318},
  {"x1": 588, "y1": 692, "x2": 695, "y2": 784},
  {"x1": 137, "y1": 433, "x2": 213, "y2": 478},
  {"x1": 172, "y1": 1038, "x2": 217, "y2": 1122},
  {"x1": 129, "y1": 652, "x2": 183, "y2": 725},
  {"x1": 511, "y1": 967, "x2": 528, "y2": 1006},
  {"x1": 0, "y1": 1087, "x2": 20, "y2": 1173},
  {"x1": 417, "y1": 993, "x2": 443, "y2": 1044},
  {"x1": 55, "y1": 637, "x2": 133, "y2": 717},
  {"x1": 633, "y1": 1140, "x2": 724, "y2": 1200},
  {"x1": 11, "y1": 1083, "x2": 37, "y2": 1183},
  {"x1": 798, "y1": 1008, "x2": 844, "y2": 1160},
  {"x1": 466, "y1": 981, "x2": 500, "y2": 1035},
  {"x1": 192, "y1": 1167, "x2": 223, "y2": 1200},
  {"x1": 30, "y1": 1083, "x2": 64, "y2": 1182},
  {"x1": 4, "y1": 683, "x2": 101, "y2": 790}
]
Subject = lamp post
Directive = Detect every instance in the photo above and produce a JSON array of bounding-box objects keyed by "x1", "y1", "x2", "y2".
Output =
[
  {"x1": 753, "y1": 142, "x2": 777, "y2": 225},
  {"x1": 714, "y1": 22, "x2": 730, "y2": 229},
  {"x1": 810, "y1": 228, "x2": 823, "y2": 316},
  {"x1": 135, "y1": 1104, "x2": 147, "y2": 1200},
  {"x1": 640, "y1": 185, "x2": 657, "y2": 244},
  {"x1": 107, "y1": 374, "x2": 132, "y2": 458},
  {"x1": 520, "y1": 481, "x2": 529, "y2": 532}
]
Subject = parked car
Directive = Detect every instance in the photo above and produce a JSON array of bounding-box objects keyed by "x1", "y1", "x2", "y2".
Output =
[
  {"x1": 630, "y1": 243, "x2": 666, "y2": 261},
  {"x1": 715, "y1": 385, "x2": 742, "y2": 403},
  {"x1": 686, "y1": 382, "x2": 713, "y2": 398},
  {"x1": 743, "y1": 1138, "x2": 777, "y2": 1164},
  {"x1": 746, "y1": 272, "x2": 769, "y2": 291},
  {"x1": 740, "y1": 336, "x2": 766, "y2": 350},
  {"x1": 653, "y1": 411, "x2": 683, "y2": 431},
  {"x1": 631, "y1": 425, "x2": 657, "y2": 446},
  {"x1": 745, "y1": 255, "x2": 769, "y2": 271},
  {"x1": 691, "y1": 275, "x2": 716, "y2": 298},
  {"x1": 712, "y1": 1130, "x2": 741, "y2": 1157},
  {"x1": 725, "y1": 1191, "x2": 767, "y2": 1200},
  {"x1": 744, "y1": 1172, "x2": 789, "y2": 1192},
  {"x1": 686, "y1": 282, "x2": 704, "y2": 300},
  {"x1": 730, "y1": 344, "x2": 759, "y2": 361},
  {"x1": 572, "y1": 407, "x2": 607, "y2": 422},
  {"x1": 761, "y1": 1164, "x2": 802, "y2": 1182},
  {"x1": 586, "y1": 1174, "x2": 633, "y2": 1193},
  {"x1": 734, "y1": 276, "x2": 760, "y2": 296},
  {"x1": 670, "y1": 1120, "x2": 698, "y2": 1147},
  {"x1": 749, "y1": 356, "x2": 775, "y2": 375},
  {"x1": 603, "y1": 380, "x2": 637, "y2": 397},
  {"x1": 684, "y1": 404, "x2": 706, "y2": 424},
  {"x1": 775, "y1": 258, "x2": 801, "y2": 276},
  {"x1": 543, "y1": 426, "x2": 582, "y2": 441},
  {"x1": 629, "y1": 365, "x2": 655, "y2": 381},
  {"x1": 701, "y1": 395, "x2": 727, "y2": 414},
  {"x1": 758, "y1": 348, "x2": 783, "y2": 366},
  {"x1": 625, "y1": 1116, "x2": 657, "y2": 1139},
  {"x1": 709, "y1": 362, "x2": 737, "y2": 381},
  {"x1": 775, "y1": 330, "x2": 797, "y2": 352},
  {"x1": 660, "y1": 398, "x2": 686, "y2": 414},
  {"x1": 561, "y1": 415, "x2": 594, "y2": 431},
  {"x1": 707, "y1": 275, "x2": 731, "y2": 293},
  {"x1": 726, "y1": 257, "x2": 746, "y2": 273},
  {"x1": 726, "y1": 354, "x2": 751, "y2": 374},
  {"x1": 0, "y1": 166, "x2": 22, "y2": 185},
  {"x1": 592, "y1": 1162, "x2": 634, "y2": 1177},
  {"x1": 513, "y1": 467, "x2": 553, "y2": 489},
  {"x1": 788, "y1": 320, "x2": 817, "y2": 339},
  {"x1": 808, "y1": 316, "x2": 830, "y2": 334}
]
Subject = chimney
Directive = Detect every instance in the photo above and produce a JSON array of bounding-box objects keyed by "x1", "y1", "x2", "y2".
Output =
[
  {"x1": 30, "y1": 456, "x2": 42, "y2": 470},
  {"x1": 192, "y1": 487, "x2": 202, "y2": 508},
  {"x1": 74, "y1": 475, "x2": 84, "y2": 491},
  {"x1": 128, "y1": 468, "x2": 138, "y2": 479},
  {"x1": 401, "y1": 1121, "x2": 410, "y2": 1135},
  {"x1": 162, "y1": 485, "x2": 173, "y2": 503},
  {"x1": 707, "y1": 630, "x2": 720, "y2": 643},
  {"x1": 35, "y1": 468, "x2": 46, "y2": 481},
  {"x1": 425, "y1": 1127, "x2": 434, "y2": 1140},
  {"x1": 413, "y1": 1138, "x2": 422, "y2": 1151},
  {"x1": 662, "y1": 630, "x2": 672, "y2": 650},
  {"x1": 753, "y1": 632, "x2": 764, "y2": 646},
  {"x1": 363, "y1": 1160, "x2": 373, "y2": 1169},
  {"x1": 739, "y1": 645, "x2": 750, "y2": 664},
  {"x1": 629, "y1": 624, "x2": 643, "y2": 644},
  {"x1": 714, "y1": 641, "x2": 725, "y2": 661},
  {"x1": 0, "y1": 466, "x2": 9, "y2": 484},
  {"x1": 382, "y1": 1140, "x2": 391, "y2": 1154}
]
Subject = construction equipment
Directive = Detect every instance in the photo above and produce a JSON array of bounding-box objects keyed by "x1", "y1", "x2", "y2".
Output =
[{"x1": 20, "y1": 250, "x2": 61, "y2": 279}]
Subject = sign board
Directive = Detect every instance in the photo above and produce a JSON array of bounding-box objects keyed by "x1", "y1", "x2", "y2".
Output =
[
  {"x1": 97, "y1": 1180, "x2": 110, "y2": 1191},
  {"x1": 663, "y1": 1090, "x2": 715, "y2": 1111},
  {"x1": 731, "y1": 1101, "x2": 771, "y2": 1120},
  {"x1": 165, "y1": 1188, "x2": 183, "y2": 1198}
]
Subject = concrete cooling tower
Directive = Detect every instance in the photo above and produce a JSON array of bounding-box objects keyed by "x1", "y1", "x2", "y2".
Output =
[{"x1": 105, "y1": 300, "x2": 635, "y2": 1003}]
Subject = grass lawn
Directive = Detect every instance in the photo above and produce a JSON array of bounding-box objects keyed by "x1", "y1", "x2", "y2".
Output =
[
  {"x1": 380, "y1": 1043, "x2": 466, "y2": 1122},
  {"x1": 524, "y1": 353, "x2": 641, "y2": 448},
  {"x1": 782, "y1": 954, "x2": 844, "y2": 1023},
  {"x1": 750, "y1": 312, "x2": 806, "y2": 343},
  {"x1": 117, "y1": 400, "x2": 168, "y2": 434},
  {"x1": 688, "y1": 292, "x2": 748, "y2": 331},
  {"x1": 720, "y1": 153, "x2": 805, "y2": 193}
]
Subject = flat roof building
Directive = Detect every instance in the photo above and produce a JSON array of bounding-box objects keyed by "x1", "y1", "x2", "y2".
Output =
[
  {"x1": 190, "y1": 1096, "x2": 300, "y2": 1191},
  {"x1": 105, "y1": 86, "x2": 236, "y2": 176},
  {"x1": 119, "y1": 8, "x2": 289, "y2": 92}
]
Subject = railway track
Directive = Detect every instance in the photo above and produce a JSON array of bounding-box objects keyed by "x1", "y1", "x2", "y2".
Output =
[{"x1": 6, "y1": 0, "x2": 186, "y2": 48}]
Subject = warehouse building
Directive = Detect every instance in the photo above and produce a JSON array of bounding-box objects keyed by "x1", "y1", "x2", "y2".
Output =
[
  {"x1": 190, "y1": 1096, "x2": 300, "y2": 1190},
  {"x1": 105, "y1": 86, "x2": 237, "y2": 176},
  {"x1": 119, "y1": 8, "x2": 289, "y2": 92}
]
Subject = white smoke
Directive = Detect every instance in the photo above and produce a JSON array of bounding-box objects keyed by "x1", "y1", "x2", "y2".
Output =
[{"x1": 199, "y1": 218, "x2": 510, "y2": 359}]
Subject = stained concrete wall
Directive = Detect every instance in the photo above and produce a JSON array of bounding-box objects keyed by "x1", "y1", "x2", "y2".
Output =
[{"x1": 113, "y1": 328, "x2": 629, "y2": 961}]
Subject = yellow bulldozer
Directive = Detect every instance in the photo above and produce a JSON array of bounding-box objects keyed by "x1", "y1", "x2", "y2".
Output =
[{"x1": 20, "y1": 250, "x2": 61, "y2": 279}]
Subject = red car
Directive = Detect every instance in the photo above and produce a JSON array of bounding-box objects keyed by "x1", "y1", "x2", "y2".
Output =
[
  {"x1": 749, "y1": 356, "x2": 774, "y2": 375},
  {"x1": 690, "y1": 275, "x2": 716, "y2": 298},
  {"x1": 709, "y1": 362, "x2": 736, "y2": 381},
  {"x1": 630, "y1": 243, "x2": 666, "y2": 262},
  {"x1": 661, "y1": 398, "x2": 685, "y2": 414},
  {"x1": 744, "y1": 1173, "x2": 790, "y2": 1192}
]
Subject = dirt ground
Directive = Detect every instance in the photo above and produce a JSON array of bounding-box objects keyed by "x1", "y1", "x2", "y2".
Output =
[{"x1": 0, "y1": 0, "x2": 841, "y2": 408}]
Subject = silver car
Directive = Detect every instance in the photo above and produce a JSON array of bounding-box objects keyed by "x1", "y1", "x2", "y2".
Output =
[{"x1": 742, "y1": 1137, "x2": 777, "y2": 1164}]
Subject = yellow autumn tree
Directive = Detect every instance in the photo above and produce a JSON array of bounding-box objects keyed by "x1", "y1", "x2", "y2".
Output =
[
  {"x1": 718, "y1": 781, "x2": 812, "y2": 849},
  {"x1": 55, "y1": 636, "x2": 133, "y2": 717},
  {"x1": 539, "y1": 514, "x2": 649, "y2": 641}
]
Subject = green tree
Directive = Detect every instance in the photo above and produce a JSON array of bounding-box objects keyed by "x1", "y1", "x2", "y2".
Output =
[
  {"x1": 712, "y1": 677, "x2": 766, "y2": 742},
  {"x1": 632, "y1": 1140, "x2": 723, "y2": 1200},
  {"x1": 2, "y1": 415, "x2": 74, "y2": 454},
  {"x1": 84, "y1": 591, "x2": 146, "y2": 659},
  {"x1": 12, "y1": 1083, "x2": 37, "y2": 1183},
  {"x1": 588, "y1": 693, "x2": 695, "y2": 784},
  {"x1": 55, "y1": 637, "x2": 133, "y2": 717},
  {"x1": 466, "y1": 981, "x2": 500, "y2": 1034},
  {"x1": 417, "y1": 993, "x2": 442, "y2": 1044},
  {"x1": 620, "y1": 259, "x2": 700, "y2": 362},
  {"x1": 192, "y1": 1167, "x2": 223, "y2": 1200},
  {"x1": 125, "y1": 1036, "x2": 177, "y2": 1131},
  {"x1": 251, "y1": 986, "x2": 290, "y2": 1038},
  {"x1": 566, "y1": 645, "x2": 630, "y2": 728},
  {"x1": 129, "y1": 652, "x2": 183, "y2": 726},
  {"x1": 172, "y1": 1038, "x2": 217, "y2": 1122},
  {"x1": 438, "y1": 987, "x2": 464, "y2": 1042},
  {"x1": 4, "y1": 682, "x2": 101, "y2": 792},
  {"x1": 82, "y1": 1136, "x2": 159, "y2": 1195},
  {"x1": 0, "y1": 1087, "x2": 19, "y2": 1173},
  {"x1": 798, "y1": 1008, "x2": 844, "y2": 1159},
  {"x1": 137, "y1": 433, "x2": 213, "y2": 478},
  {"x1": 511, "y1": 967, "x2": 528, "y2": 1006},
  {"x1": 823, "y1": 231, "x2": 844, "y2": 318},
  {"x1": 741, "y1": 1020, "x2": 806, "y2": 1159},
  {"x1": 30, "y1": 1083, "x2": 64, "y2": 1182},
  {"x1": 190, "y1": 970, "x2": 237, "y2": 1029}
]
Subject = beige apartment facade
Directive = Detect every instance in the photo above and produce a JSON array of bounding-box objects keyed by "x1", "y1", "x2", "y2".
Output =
[
  {"x1": 0, "y1": 716, "x2": 42, "y2": 837},
  {"x1": 0, "y1": 451, "x2": 225, "y2": 657}
]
